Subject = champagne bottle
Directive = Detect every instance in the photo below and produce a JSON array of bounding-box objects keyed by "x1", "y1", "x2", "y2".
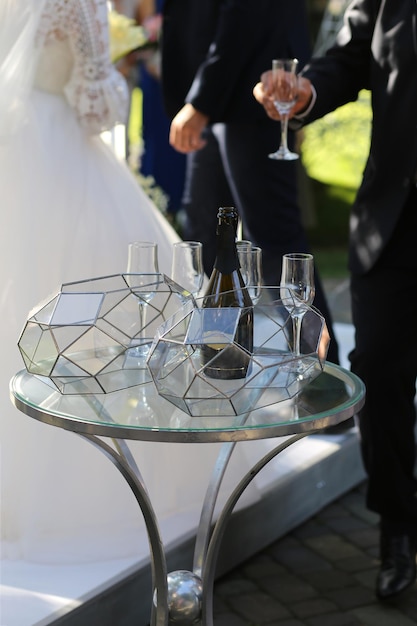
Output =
[{"x1": 201, "y1": 207, "x2": 254, "y2": 379}]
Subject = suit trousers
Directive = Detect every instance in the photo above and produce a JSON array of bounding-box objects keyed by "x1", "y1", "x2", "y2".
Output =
[
  {"x1": 182, "y1": 121, "x2": 340, "y2": 364},
  {"x1": 350, "y1": 185, "x2": 417, "y2": 531}
]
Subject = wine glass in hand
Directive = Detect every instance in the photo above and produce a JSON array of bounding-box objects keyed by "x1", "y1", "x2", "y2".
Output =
[
  {"x1": 268, "y1": 58, "x2": 299, "y2": 161},
  {"x1": 280, "y1": 253, "x2": 315, "y2": 358},
  {"x1": 171, "y1": 241, "x2": 204, "y2": 297}
]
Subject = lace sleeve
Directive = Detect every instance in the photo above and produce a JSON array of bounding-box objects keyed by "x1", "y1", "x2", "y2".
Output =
[{"x1": 64, "y1": 0, "x2": 129, "y2": 134}]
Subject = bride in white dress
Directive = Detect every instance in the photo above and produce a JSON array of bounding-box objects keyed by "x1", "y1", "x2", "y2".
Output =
[
  {"x1": 0, "y1": 0, "x2": 190, "y2": 561},
  {"x1": 1, "y1": 1, "x2": 267, "y2": 596}
]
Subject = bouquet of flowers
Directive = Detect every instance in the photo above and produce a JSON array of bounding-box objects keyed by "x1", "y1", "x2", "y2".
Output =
[{"x1": 108, "y1": 10, "x2": 159, "y2": 63}]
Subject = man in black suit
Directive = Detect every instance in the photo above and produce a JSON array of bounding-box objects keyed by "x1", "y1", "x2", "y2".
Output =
[
  {"x1": 160, "y1": 0, "x2": 340, "y2": 364},
  {"x1": 255, "y1": 0, "x2": 417, "y2": 601}
]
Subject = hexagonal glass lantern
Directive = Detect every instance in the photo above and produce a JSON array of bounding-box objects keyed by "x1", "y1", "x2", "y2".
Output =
[
  {"x1": 18, "y1": 273, "x2": 193, "y2": 394},
  {"x1": 147, "y1": 287, "x2": 330, "y2": 417}
]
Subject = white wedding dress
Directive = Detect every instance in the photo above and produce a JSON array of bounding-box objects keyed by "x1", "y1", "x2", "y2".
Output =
[
  {"x1": 0, "y1": 1, "x2": 271, "y2": 597},
  {"x1": 0, "y1": 0, "x2": 267, "y2": 567},
  {"x1": 0, "y1": 0, "x2": 193, "y2": 561}
]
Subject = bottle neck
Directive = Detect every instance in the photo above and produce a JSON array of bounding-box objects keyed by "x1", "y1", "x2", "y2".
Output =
[{"x1": 213, "y1": 221, "x2": 239, "y2": 274}]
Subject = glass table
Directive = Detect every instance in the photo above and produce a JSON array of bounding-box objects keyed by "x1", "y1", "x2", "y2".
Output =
[{"x1": 10, "y1": 362, "x2": 365, "y2": 626}]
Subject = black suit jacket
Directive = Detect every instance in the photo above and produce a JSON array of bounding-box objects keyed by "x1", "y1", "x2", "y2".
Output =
[
  {"x1": 161, "y1": 0, "x2": 311, "y2": 124},
  {"x1": 299, "y1": 0, "x2": 417, "y2": 274}
]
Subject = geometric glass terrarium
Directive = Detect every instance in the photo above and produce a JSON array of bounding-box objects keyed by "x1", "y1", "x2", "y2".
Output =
[
  {"x1": 18, "y1": 273, "x2": 192, "y2": 394},
  {"x1": 147, "y1": 287, "x2": 330, "y2": 417}
]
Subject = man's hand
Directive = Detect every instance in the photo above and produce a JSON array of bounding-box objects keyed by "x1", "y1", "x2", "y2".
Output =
[
  {"x1": 169, "y1": 104, "x2": 209, "y2": 153},
  {"x1": 253, "y1": 71, "x2": 314, "y2": 120}
]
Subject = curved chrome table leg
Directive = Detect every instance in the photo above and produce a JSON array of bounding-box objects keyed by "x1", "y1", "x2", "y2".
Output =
[
  {"x1": 79, "y1": 434, "x2": 169, "y2": 626},
  {"x1": 193, "y1": 441, "x2": 236, "y2": 577},
  {"x1": 200, "y1": 431, "x2": 311, "y2": 626},
  {"x1": 193, "y1": 412, "x2": 252, "y2": 578}
]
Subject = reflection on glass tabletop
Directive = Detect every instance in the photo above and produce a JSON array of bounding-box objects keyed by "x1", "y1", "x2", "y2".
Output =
[{"x1": 10, "y1": 363, "x2": 365, "y2": 443}]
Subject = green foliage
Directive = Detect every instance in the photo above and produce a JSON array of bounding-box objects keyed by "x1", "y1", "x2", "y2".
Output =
[
  {"x1": 306, "y1": 182, "x2": 354, "y2": 280},
  {"x1": 128, "y1": 87, "x2": 142, "y2": 148},
  {"x1": 312, "y1": 246, "x2": 348, "y2": 279},
  {"x1": 307, "y1": 180, "x2": 355, "y2": 245},
  {"x1": 301, "y1": 89, "x2": 372, "y2": 189}
]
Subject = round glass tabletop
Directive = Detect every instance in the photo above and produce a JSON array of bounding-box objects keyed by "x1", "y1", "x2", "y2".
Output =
[{"x1": 10, "y1": 363, "x2": 365, "y2": 443}]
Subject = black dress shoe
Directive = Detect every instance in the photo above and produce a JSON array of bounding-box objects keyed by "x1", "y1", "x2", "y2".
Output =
[{"x1": 376, "y1": 532, "x2": 417, "y2": 601}]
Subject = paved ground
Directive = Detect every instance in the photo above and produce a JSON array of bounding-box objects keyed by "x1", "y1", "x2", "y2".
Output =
[
  {"x1": 213, "y1": 481, "x2": 417, "y2": 625},
  {"x1": 212, "y1": 279, "x2": 417, "y2": 625}
]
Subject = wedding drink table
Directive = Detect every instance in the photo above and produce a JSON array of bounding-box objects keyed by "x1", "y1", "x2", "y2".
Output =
[{"x1": 10, "y1": 362, "x2": 365, "y2": 625}]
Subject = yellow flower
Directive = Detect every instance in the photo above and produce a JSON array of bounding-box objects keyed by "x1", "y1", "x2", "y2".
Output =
[{"x1": 108, "y1": 10, "x2": 149, "y2": 63}]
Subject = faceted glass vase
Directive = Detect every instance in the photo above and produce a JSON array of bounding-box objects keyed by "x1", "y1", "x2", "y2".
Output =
[
  {"x1": 18, "y1": 273, "x2": 193, "y2": 394},
  {"x1": 147, "y1": 287, "x2": 330, "y2": 417}
]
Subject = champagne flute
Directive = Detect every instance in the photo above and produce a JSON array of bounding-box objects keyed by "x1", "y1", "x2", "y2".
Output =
[
  {"x1": 126, "y1": 241, "x2": 159, "y2": 360},
  {"x1": 280, "y1": 253, "x2": 315, "y2": 358},
  {"x1": 268, "y1": 58, "x2": 299, "y2": 161},
  {"x1": 237, "y1": 244, "x2": 263, "y2": 304},
  {"x1": 171, "y1": 241, "x2": 204, "y2": 297},
  {"x1": 236, "y1": 240, "x2": 252, "y2": 287},
  {"x1": 247, "y1": 246, "x2": 263, "y2": 305}
]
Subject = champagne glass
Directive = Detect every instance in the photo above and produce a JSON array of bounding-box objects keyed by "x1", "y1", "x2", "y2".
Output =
[
  {"x1": 171, "y1": 241, "x2": 204, "y2": 297},
  {"x1": 280, "y1": 253, "x2": 315, "y2": 358},
  {"x1": 268, "y1": 58, "x2": 299, "y2": 161},
  {"x1": 236, "y1": 240, "x2": 252, "y2": 286},
  {"x1": 126, "y1": 241, "x2": 159, "y2": 360},
  {"x1": 247, "y1": 246, "x2": 263, "y2": 305},
  {"x1": 237, "y1": 244, "x2": 263, "y2": 304}
]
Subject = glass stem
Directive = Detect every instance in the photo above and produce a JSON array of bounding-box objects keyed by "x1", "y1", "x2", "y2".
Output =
[
  {"x1": 280, "y1": 114, "x2": 290, "y2": 152},
  {"x1": 292, "y1": 314, "x2": 303, "y2": 357},
  {"x1": 138, "y1": 302, "x2": 148, "y2": 346}
]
